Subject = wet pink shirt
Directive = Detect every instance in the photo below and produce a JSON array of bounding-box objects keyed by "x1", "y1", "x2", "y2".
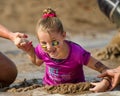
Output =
[{"x1": 35, "y1": 40, "x2": 90, "y2": 85}]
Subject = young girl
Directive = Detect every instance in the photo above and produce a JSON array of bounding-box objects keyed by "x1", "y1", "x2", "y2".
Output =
[{"x1": 17, "y1": 8, "x2": 111, "y2": 92}]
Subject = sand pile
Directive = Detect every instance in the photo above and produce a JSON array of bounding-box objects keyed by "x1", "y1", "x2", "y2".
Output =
[
  {"x1": 1, "y1": 79, "x2": 94, "y2": 95},
  {"x1": 44, "y1": 82, "x2": 94, "y2": 94}
]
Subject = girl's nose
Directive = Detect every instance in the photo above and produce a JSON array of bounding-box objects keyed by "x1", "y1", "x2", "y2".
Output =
[{"x1": 47, "y1": 43, "x2": 53, "y2": 50}]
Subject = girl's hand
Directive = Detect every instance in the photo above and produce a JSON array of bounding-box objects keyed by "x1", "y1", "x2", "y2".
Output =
[
  {"x1": 98, "y1": 68, "x2": 120, "y2": 90},
  {"x1": 14, "y1": 37, "x2": 33, "y2": 53},
  {"x1": 89, "y1": 79, "x2": 110, "y2": 92}
]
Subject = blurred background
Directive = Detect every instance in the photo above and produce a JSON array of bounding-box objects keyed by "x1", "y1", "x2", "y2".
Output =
[{"x1": 0, "y1": 0, "x2": 116, "y2": 35}]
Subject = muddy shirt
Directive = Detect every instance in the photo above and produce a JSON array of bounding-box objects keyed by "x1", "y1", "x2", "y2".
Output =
[{"x1": 35, "y1": 40, "x2": 90, "y2": 85}]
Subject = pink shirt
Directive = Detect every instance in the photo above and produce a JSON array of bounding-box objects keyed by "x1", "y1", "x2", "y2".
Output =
[{"x1": 35, "y1": 40, "x2": 90, "y2": 85}]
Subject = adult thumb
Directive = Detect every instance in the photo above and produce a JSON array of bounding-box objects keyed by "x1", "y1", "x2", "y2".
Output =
[
  {"x1": 16, "y1": 32, "x2": 28, "y2": 38},
  {"x1": 20, "y1": 33, "x2": 28, "y2": 38},
  {"x1": 97, "y1": 72, "x2": 107, "y2": 78}
]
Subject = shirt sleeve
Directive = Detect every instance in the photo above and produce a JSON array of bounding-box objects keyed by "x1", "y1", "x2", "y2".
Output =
[
  {"x1": 34, "y1": 44, "x2": 43, "y2": 59},
  {"x1": 79, "y1": 46, "x2": 91, "y2": 65},
  {"x1": 82, "y1": 51, "x2": 91, "y2": 65}
]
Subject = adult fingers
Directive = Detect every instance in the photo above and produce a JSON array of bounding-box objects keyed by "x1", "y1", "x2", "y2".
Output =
[
  {"x1": 109, "y1": 73, "x2": 120, "y2": 90},
  {"x1": 16, "y1": 32, "x2": 28, "y2": 38},
  {"x1": 97, "y1": 71, "x2": 108, "y2": 78},
  {"x1": 97, "y1": 70, "x2": 115, "y2": 78}
]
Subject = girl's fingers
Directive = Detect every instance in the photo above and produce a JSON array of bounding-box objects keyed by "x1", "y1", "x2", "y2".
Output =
[
  {"x1": 25, "y1": 43, "x2": 33, "y2": 52},
  {"x1": 89, "y1": 87, "x2": 98, "y2": 92},
  {"x1": 90, "y1": 82, "x2": 97, "y2": 86},
  {"x1": 20, "y1": 41, "x2": 33, "y2": 52},
  {"x1": 20, "y1": 41, "x2": 32, "y2": 46},
  {"x1": 89, "y1": 82, "x2": 96, "y2": 91}
]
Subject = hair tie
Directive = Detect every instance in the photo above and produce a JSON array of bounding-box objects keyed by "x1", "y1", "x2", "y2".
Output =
[{"x1": 42, "y1": 13, "x2": 56, "y2": 18}]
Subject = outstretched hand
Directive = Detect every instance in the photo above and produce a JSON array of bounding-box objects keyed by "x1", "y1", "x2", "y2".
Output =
[
  {"x1": 11, "y1": 32, "x2": 33, "y2": 52},
  {"x1": 11, "y1": 32, "x2": 28, "y2": 42},
  {"x1": 98, "y1": 69, "x2": 120, "y2": 90},
  {"x1": 89, "y1": 79, "x2": 110, "y2": 93}
]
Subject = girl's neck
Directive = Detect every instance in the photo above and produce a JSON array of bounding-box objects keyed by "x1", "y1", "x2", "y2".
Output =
[{"x1": 58, "y1": 41, "x2": 69, "y2": 59}]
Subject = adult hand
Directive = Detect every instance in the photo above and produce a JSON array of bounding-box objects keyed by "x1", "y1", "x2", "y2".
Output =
[
  {"x1": 10, "y1": 32, "x2": 28, "y2": 42},
  {"x1": 98, "y1": 67, "x2": 120, "y2": 90}
]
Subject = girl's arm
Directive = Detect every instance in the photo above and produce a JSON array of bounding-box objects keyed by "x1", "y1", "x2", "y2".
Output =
[
  {"x1": 15, "y1": 37, "x2": 43, "y2": 66},
  {"x1": 86, "y1": 56, "x2": 111, "y2": 92},
  {"x1": 27, "y1": 46, "x2": 43, "y2": 66},
  {"x1": 86, "y1": 56, "x2": 109, "y2": 73}
]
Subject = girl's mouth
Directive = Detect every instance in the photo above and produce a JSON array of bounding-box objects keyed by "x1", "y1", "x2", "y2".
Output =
[{"x1": 48, "y1": 49, "x2": 57, "y2": 57}]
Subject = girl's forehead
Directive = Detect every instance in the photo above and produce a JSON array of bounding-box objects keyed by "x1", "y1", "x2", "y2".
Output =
[{"x1": 37, "y1": 31, "x2": 61, "y2": 41}]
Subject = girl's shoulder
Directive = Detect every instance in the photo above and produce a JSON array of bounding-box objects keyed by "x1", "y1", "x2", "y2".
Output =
[
  {"x1": 66, "y1": 40, "x2": 90, "y2": 65},
  {"x1": 66, "y1": 40, "x2": 83, "y2": 49},
  {"x1": 66, "y1": 40, "x2": 89, "y2": 54}
]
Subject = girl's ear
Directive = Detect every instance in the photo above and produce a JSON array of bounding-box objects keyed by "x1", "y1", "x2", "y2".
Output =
[{"x1": 62, "y1": 32, "x2": 66, "y2": 38}]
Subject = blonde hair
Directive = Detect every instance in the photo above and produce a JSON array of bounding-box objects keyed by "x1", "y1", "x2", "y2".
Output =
[{"x1": 36, "y1": 8, "x2": 64, "y2": 34}]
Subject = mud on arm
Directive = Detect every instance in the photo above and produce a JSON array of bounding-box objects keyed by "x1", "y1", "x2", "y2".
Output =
[
  {"x1": 86, "y1": 56, "x2": 109, "y2": 73},
  {"x1": 87, "y1": 56, "x2": 111, "y2": 90}
]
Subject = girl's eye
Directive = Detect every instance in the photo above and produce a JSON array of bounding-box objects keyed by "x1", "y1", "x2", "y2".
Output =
[
  {"x1": 52, "y1": 41, "x2": 59, "y2": 46},
  {"x1": 40, "y1": 42, "x2": 47, "y2": 48},
  {"x1": 41, "y1": 44, "x2": 47, "y2": 48}
]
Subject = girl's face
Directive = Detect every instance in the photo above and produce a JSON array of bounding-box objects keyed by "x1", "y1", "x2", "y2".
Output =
[{"x1": 37, "y1": 29, "x2": 66, "y2": 59}]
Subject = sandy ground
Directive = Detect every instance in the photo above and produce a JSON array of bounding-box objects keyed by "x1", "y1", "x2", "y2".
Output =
[
  {"x1": 1, "y1": 31, "x2": 120, "y2": 96},
  {"x1": 0, "y1": 0, "x2": 120, "y2": 95}
]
